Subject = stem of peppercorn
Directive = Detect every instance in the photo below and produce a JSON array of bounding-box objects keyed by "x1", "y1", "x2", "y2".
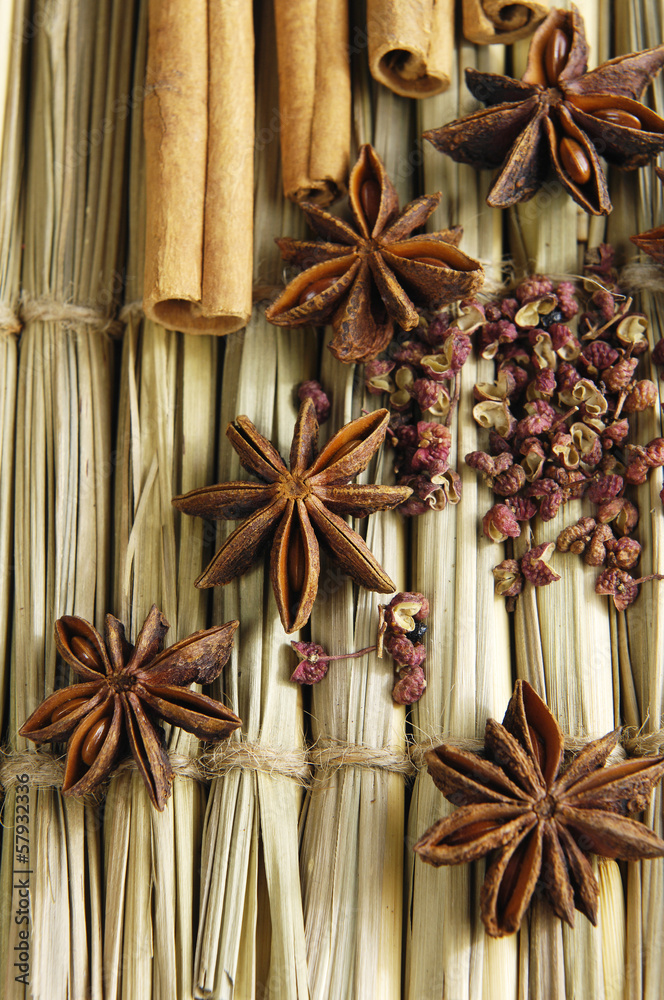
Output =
[{"x1": 445, "y1": 372, "x2": 461, "y2": 428}]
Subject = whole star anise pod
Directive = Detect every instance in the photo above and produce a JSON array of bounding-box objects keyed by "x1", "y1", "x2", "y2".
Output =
[
  {"x1": 172, "y1": 398, "x2": 411, "y2": 633},
  {"x1": 19, "y1": 607, "x2": 241, "y2": 810},
  {"x1": 424, "y1": 6, "x2": 664, "y2": 215},
  {"x1": 415, "y1": 680, "x2": 664, "y2": 937},
  {"x1": 631, "y1": 165, "x2": 664, "y2": 262},
  {"x1": 264, "y1": 144, "x2": 484, "y2": 363}
]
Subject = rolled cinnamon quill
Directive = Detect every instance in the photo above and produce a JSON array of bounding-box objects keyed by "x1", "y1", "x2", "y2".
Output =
[
  {"x1": 274, "y1": 0, "x2": 351, "y2": 205},
  {"x1": 144, "y1": 0, "x2": 254, "y2": 335},
  {"x1": 366, "y1": 0, "x2": 454, "y2": 98},
  {"x1": 462, "y1": 0, "x2": 549, "y2": 46}
]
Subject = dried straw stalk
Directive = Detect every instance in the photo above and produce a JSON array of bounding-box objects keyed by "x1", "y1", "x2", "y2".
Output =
[
  {"x1": 405, "y1": 39, "x2": 516, "y2": 1000},
  {"x1": 0, "y1": 4, "x2": 136, "y2": 1000},
  {"x1": 193, "y1": 7, "x2": 311, "y2": 997},
  {"x1": 509, "y1": 3, "x2": 626, "y2": 996},
  {"x1": 290, "y1": 69, "x2": 409, "y2": 1000},
  {"x1": 0, "y1": 0, "x2": 25, "y2": 729},
  {"x1": 608, "y1": 5, "x2": 664, "y2": 999}
]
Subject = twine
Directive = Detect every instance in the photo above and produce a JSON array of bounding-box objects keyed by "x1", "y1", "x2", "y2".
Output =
[
  {"x1": 2, "y1": 725, "x2": 663, "y2": 798},
  {"x1": 114, "y1": 752, "x2": 204, "y2": 783},
  {"x1": 624, "y1": 729, "x2": 664, "y2": 757},
  {"x1": 201, "y1": 741, "x2": 311, "y2": 784},
  {"x1": 19, "y1": 294, "x2": 124, "y2": 337},
  {"x1": 0, "y1": 293, "x2": 145, "y2": 339},
  {"x1": 0, "y1": 749, "x2": 66, "y2": 790},
  {"x1": 118, "y1": 300, "x2": 145, "y2": 324},
  {"x1": 309, "y1": 737, "x2": 416, "y2": 777},
  {"x1": 619, "y1": 260, "x2": 664, "y2": 294},
  {"x1": 0, "y1": 302, "x2": 22, "y2": 335}
]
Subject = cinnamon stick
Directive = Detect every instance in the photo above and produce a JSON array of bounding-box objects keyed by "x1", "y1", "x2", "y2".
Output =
[
  {"x1": 462, "y1": 0, "x2": 549, "y2": 45},
  {"x1": 366, "y1": 0, "x2": 454, "y2": 98},
  {"x1": 143, "y1": 0, "x2": 254, "y2": 335},
  {"x1": 274, "y1": 0, "x2": 350, "y2": 205}
]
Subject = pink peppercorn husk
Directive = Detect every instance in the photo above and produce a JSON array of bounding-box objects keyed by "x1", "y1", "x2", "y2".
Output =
[
  {"x1": 297, "y1": 380, "x2": 330, "y2": 423},
  {"x1": 521, "y1": 543, "x2": 561, "y2": 586},
  {"x1": 290, "y1": 658, "x2": 330, "y2": 685},
  {"x1": 515, "y1": 275, "x2": 554, "y2": 304},
  {"x1": 556, "y1": 281, "x2": 579, "y2": 319},
  {"x1": 385, "y1": 592, "x2": 430, "y2": 626},
  {"x1": 595, "y1": 568, "x2": 640, "y2": 611},
  {"x1": 392, "y1": 666, "x2": 427, "y2": 704},
  {"x1": 483, "y1": 504, "x2": 521, "y2": 542}
]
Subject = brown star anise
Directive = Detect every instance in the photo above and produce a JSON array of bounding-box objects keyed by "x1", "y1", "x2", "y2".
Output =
[
  {"x1": 172, "y1": 398, "x2": 411, "y2": 633},
  {"x1": 424, "y1": 6, "x2": 664, "y2": 215},
  {"x1": 415, "y1": 680, "x2": 664, "y2": 937},
  {"x1": 19, "y1": 607, "x2": 241, "y2": 810},
  {"x1": 264, "y1": 143, "x2": 484, "y2": 363},
  {"x1": 631, "y1": 165, "x2": 664, "y2": 262}
]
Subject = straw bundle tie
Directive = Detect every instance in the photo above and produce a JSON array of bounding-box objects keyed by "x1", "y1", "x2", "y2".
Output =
[
  {"x1": 0, "y1": 301, "x2": 21, "y2": 334},
  {"x1": 309, "y1": 737, "x2": 416, "y2": 777},
  {"x1": 0, "y1": 749, "x2": 66, "y2": 790},
  {"x1": 4, "y1": 727, "x2": 663, "y2": 797},
  {"x1": 201, "y1": 740, "x2": 311, "y2": 784},
  {"x1": 619, "y1": 259, "x2": 664, "y2": 294},
  {"x1": 118, "y1": 299, "x2": 145, "y2": 324},
  {"x1": 19, "y1": 293, "x2": 124, "y2": 337}
]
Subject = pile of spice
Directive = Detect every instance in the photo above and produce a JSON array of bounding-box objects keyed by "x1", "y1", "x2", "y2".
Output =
[
  {"x1": 464, "y1": 246, "x2": 663, "y2": 608},
  {"x1": 364, "y1": 300, "x2": 482, "y2": 514}
]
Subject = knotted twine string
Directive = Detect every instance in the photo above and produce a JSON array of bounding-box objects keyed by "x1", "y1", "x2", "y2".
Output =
[
  {"x1": 3, "y1": 726, "x2": 663, "y2": 798},
  {"x1": 0, "y1": 293, "x2": 144, "y2": 339},
  {"x1": 0, "y1": 302, "x2": 21, "y2": 335},
  {"x1": 619, "y1": 259, "x2": 664, "y2": 295}
]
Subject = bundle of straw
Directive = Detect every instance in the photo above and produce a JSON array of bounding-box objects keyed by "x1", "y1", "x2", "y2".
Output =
[
  {"x1": 608, "y1": 5, "x2": 664, "y2": 997},
  {"x1": 293, "y1": 66, "x2": 410, "y2": 997},
  {"x1": 102, "y1": 4, "x2": 219, "y2": 996},
  {"x1": 405, "y1": 39, "x2": 517, "y2": 1000},
  {"x1": 193, "y1": 8, "x2": 312, "y2": 996},
  {"x1": 0, "y1": 3, "x2": 136, "y2": 998}
]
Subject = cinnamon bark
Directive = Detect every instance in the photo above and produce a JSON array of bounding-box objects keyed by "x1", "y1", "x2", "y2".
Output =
[
  {"x1": 366, "y1": 0, "x2": 454, "y2": 98},
  {"x1": 274, "y1": 0, "x2": 351, "y2": 205},
  {"x1": 462, "y1": 0, "x2": 549, "y2": 45},
  {"x1": 144, "y1": 0, "x2": 254, "y2": 335}
]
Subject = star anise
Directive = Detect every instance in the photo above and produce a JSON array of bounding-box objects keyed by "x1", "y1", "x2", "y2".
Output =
[
  {"x1": 172, "y1": 398, "x2": 411, "y2": 633},
  {"x1": 424, "y1": 6, "x2": 664, "y2": 215},
  {"x1": 19, "y1": 607, "x2": 241, "y2": 810},
  {"x1": 264, "y1": 143, "x2": 484, "y2": 363},
  {"x1": 631, "y1": 165, "x2": 664, "y2": 262},
  {"x1": 415, "y1": 680, "x2": 664, "y2": 937}
]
